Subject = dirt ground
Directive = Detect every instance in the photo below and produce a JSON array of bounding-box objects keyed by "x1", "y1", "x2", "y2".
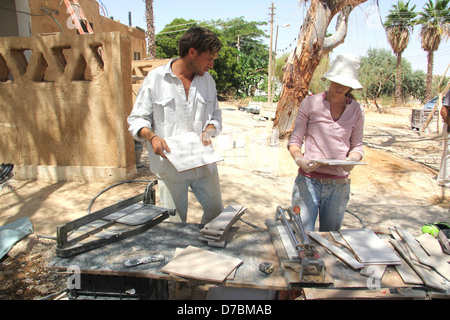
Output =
[{"x1": 0, "y1": 101, "x2": 449, "y2": 300}]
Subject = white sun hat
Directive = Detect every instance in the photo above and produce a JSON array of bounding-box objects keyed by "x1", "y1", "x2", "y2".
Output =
[{"x1": 321, "y1": 53, "x2": 363, "y2": 90}]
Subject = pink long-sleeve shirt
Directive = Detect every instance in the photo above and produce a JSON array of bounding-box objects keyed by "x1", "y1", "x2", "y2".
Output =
[{"x1": 287, "y1": 92, "x2": 365, "y2": 178}]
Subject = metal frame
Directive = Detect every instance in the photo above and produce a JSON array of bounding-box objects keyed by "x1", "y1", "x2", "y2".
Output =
[
  {"x1": 275, "y1": 206, "x2": 325, "y2": 284},
  {"x1": 56, "y1": 181, "x2": 174, "y2": 258}
]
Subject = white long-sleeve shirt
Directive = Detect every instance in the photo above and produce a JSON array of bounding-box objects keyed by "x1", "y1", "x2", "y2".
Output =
[{"x1": 127, "y1": 58, "x2": 222, "y2": 181}]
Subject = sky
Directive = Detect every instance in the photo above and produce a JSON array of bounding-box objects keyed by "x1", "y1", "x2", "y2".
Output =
[{"x1": 98, "y1": 0, "x2": 449, "y2": 76}]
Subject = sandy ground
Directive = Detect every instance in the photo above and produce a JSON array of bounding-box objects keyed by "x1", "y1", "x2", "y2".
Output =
[
  {"x1": 0, "y1": 101, "x2": 449, "y2": 299},
  {"x1": 2, "y1": 101, "x2": 447, "y2": 236}
]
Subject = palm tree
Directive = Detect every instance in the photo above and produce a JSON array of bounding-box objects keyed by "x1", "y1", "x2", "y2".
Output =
[
  {"x1": 384, "y1": 1, "x2": 417, "y2": 105},
  {"x1": 145, "y1": 0, "x2": 156, "y2": 59},
  {"x1": 416, "y1": 0, "x2": 450, "y2": 101}
]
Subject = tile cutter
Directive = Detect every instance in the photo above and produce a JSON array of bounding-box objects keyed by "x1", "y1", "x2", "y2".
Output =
[{"x1": 275, "y1": 206, "x2": 326, "y2": 284}]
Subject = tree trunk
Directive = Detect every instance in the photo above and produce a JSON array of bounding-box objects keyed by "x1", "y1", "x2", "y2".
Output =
[
  {"x1": 273, "y1": 0, "x2": 367, "y2": 139},
  {"x1": 425, "y1": 50, "x2": 434, "y2": 101},
  {"x1": 145, "y1": 0, "x2": 156, "y2": 59},
  {"x1": 395, "y1": 52, "x2": 402, "y2": 105}
]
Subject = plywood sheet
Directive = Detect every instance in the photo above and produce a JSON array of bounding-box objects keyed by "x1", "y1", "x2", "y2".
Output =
[
  {"x1": 163, "y1": 132, "x2": 223, "y2": 172},
  {"x1": 159, "y1": 245, "x2": 243, "y2": 283}
]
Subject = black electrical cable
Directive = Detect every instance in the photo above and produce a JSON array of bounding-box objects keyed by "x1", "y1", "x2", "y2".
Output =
[
  {"x1": 346, "y1": 209, "x2": 365, "y2": 228},
  {"x1": 0, "y1": 163, "x2": 13, "y2": 184},
  {"x1": 87, "y1": 180, "x2": 156, "y2": 214},
  {"x1": 0, "y1": 6, "x2": 47, "y2": 16}
]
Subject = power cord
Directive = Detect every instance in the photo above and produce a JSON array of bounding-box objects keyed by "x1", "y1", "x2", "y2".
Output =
[{"x1": 87, "y1": 180, "x2": 156, "y2": 214}]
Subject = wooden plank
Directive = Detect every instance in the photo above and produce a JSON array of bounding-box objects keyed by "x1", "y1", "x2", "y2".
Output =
[
  {"x1": 302, "y1": 287, "x2": 427, "y2": 300},
  {"x1": 308, "y1": 232, "x2": 364, "y2": 270}
]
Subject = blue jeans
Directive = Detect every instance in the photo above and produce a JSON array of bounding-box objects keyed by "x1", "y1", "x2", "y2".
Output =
[
  {"x1": 158, "y1": 166, "x2": 224, "y2": 224},
  {"x1": 292, "y1": 174, "x2": 350, "y2": 232}
]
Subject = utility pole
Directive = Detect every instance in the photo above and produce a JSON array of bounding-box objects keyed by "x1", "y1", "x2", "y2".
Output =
[
  {"x1": 268, "y1": 2, "x2": 275, "y2": 106},
  {"x1": 271, "y1": 24, "x2": 279, "y2": 105},
  {"x1": 237, "y1": 34, "x2": 240, "y2": 63},
  {"x1": 271, "y1": 23, "x2": 290, "y2": 104}
]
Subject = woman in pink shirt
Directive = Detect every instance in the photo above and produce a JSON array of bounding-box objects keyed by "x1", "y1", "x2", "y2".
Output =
[{"x1": 287, "y1": 54, "x2": 365, "y2": 232}]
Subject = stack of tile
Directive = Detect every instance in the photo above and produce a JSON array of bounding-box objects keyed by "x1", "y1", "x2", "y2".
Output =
[
  {"x1": 199, "y1": 204, "x2": 247, "y2": 247},
  {"x1": 389, "y1": 226, "x2": 450, "y2": 292}
]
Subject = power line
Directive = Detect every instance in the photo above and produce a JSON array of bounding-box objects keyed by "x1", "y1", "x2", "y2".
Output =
[{"x1": 0, "y1": 5, "x2": 47, "y2": 16}]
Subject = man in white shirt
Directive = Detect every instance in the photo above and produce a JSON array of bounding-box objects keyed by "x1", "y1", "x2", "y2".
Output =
[{"x1": 128, "y1": 27, "x2": 224, "y2": 224}]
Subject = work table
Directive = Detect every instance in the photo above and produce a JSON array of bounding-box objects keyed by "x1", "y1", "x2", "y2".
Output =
[
  {"x1": 49, "y1": 221, "x2": 287, "y2": 292},
  {"x1": 48, "y1": 219, "x2": 449, "y2": 300}
]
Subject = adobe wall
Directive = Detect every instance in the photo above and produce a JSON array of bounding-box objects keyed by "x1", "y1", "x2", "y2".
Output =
[
  {"x1": 28, "y1": 0, "x2": 147, "y2": 62},
  {"x1": 131, "y1": 59, "x2": 171, "y2": 105},
  {"x1": 0, "y1": 32, "x2": 136, "y2": 182}
]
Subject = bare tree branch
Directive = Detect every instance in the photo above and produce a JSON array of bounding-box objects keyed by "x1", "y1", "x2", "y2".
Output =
[{"x1": 323, "y1": 6, "x2": 353, "y2": 54}]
